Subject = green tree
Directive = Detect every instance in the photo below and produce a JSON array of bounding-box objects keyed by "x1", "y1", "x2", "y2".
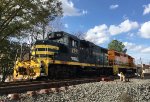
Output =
[
  {"x1": 0, "y1": 0, "x2": 62, "y2": 42},
  {"x1": 0, "y1": 0, "x2": 63, "y2": 82},
  {"x1": 0, "y1": 40, "x2": 30, "y2": 82},
  {"x1": 108, "y1": 40, "x2": 126, "y2": 53}
]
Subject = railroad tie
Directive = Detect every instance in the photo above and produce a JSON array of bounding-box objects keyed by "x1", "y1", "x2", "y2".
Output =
[
  {"x1": 7, "y1": 93, "x2": 20, "y2": 100},
  {"x1": 27, "y1": 91, "x2": 37, "y2": 97}
]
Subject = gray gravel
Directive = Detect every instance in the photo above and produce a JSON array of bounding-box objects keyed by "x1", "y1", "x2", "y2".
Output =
[{"x1": 0, "y1": 79, "x2": 150, "y2": 102}]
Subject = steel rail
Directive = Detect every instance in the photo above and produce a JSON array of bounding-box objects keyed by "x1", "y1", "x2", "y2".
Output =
[{"x1": 0, "y1": 78, "x2": 98, "y2": 95}]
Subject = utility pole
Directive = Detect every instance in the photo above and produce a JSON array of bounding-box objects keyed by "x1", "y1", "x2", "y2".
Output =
[{"x1": 140, "y1": 57, "x2": 143, "y2": 68}]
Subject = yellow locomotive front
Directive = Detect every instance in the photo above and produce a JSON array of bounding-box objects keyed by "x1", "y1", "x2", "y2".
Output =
[
  {"x1": 13, "y1": 59, "x2": 41, "y2": 80},
  {"x1": 13, "y1": 41, "x2": 59, "y2": 81}
]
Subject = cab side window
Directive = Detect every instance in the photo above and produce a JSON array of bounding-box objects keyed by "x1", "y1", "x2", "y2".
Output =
[{"x1": 70, "y1": 38, "x2": 78, "y2": 47}]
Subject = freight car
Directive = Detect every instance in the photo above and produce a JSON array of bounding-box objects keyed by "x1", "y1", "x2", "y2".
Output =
[{"x1": 13, "y1": 31, "x2": 136, "y2": 80}]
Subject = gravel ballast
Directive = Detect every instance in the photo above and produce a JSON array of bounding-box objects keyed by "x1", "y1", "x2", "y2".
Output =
[{"x1": 0, "y1": 79, "x2": 150, "y2": 102}]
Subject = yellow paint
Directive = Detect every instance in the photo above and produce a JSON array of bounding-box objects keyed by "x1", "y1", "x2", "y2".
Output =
[
  {"x1": 35, "y1": 45, "x2": 59, "y2": 50},
  {"x1": 32, "y1": 51, "x2": 54, "y2": 55},
  {"x1": 113, "y1": 65, "x2": 119, "y2": 75},
  {"x1": 53, "y1": 60, "x2": 103, "y2": 67},
  {"x1": 118, "y1": 65, "x2": 134, "y2": 69},
  {"x1": 13, "y1": 59, "x2": 41, "y2": 80}
]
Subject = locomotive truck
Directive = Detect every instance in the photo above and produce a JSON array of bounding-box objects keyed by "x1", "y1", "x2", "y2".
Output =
[{"x1": 13, "y1": 31, "x2": 136, "y2": 80}]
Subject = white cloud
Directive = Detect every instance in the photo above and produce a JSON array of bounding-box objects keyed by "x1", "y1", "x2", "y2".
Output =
[
  {"x1": 124, "y1": 42, "x2": 150, "y2": 54},
  {"x1": 84, "y1": 19, "x2": 140, "y2": 44},
  {"x1": 127, "y1": 33, "x2": 134, "y2": 37},
  {"x1": 59, "y1": 0, "x2": 87, "y2": 16},
  {"x1": 110, "y1": 4, "x2": 119, "y2": 9},
  {"x1": 85, "y1": 24, "x2": 109, "y2": 45},
  {"x1": 124, "y1": 42, "x2": 143, "y2": 52},
  {"x1": 122, "y1": 15, "x2": 128, "y2": 20},
  {"x1": 64, "y1": 23, "x2": 69, "y2": 28},
  {"x1": 82, "y1": 10, "x2": 88, "y2": 15},
  {"x1": 84, "y1": 19, "x2": 150, "y2": 63},
  {"x1": 109, "y1": 19, "x2": 139, "y2": 35},
  {"x1": 139, "y1": 21, "x2": 150, "y2": 38},
  {"x1": 141, "y1": 47, "x2": 150, "y2": 53},
  {"x1": 124, "y1": 42, "x2": 150, "y2": 64},
  {"x1": 143, "y1": 4, "x2": 150, "y2": 15}
]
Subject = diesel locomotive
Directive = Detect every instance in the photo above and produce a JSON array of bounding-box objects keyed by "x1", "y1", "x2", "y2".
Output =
[{"x1": 13, "y1": 31, "x2": 136, "y2": 80}]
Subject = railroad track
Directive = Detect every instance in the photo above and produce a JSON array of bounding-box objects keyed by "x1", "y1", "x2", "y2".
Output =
[
  {"x1": 0, "y1": 78, "x2": 98, "y2": 95},
  {"x1": 0, "y1": 80, "x2": 59, "y2": 87}
]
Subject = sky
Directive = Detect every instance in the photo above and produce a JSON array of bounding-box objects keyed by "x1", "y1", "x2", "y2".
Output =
[{"x1": 59, "y1": 0, "x2": 150, "y2": 64}]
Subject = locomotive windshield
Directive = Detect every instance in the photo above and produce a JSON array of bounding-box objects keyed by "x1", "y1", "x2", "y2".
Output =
[
  {"x1": 48, "y1": 32, "x2": 64, "y2": 40},
  {"x1": 48, "y1": 32, "x2": 68, "y2": 45}
]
